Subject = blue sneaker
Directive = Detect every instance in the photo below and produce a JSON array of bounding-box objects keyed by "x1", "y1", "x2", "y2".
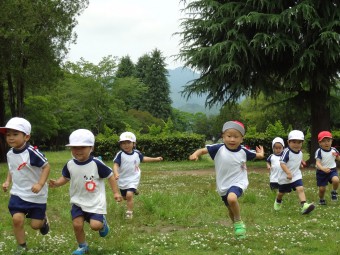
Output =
[
  {"x1": 40, "y1": 216, "x2": 49, "y2": 235},
  {"x1": 72, "y1": 244, "x2": 89, "y2": 255},
  {"x1": 99, "y1": 215, "x2": 109, "y2": 237}
]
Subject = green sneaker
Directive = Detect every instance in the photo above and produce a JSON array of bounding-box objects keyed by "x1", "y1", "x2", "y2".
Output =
[
  {"x1": 274, "y1": 200, "x2": 282, "y2": 211},
  {"x1": 14, "y1": 246, "x2": 27, "y2": 255},
  {"x1": 301, "y1": 202, "x2": 315, "y2": 215},
  {"x1": 234, "y1": 221, "x2": 246, "y2": 239}
]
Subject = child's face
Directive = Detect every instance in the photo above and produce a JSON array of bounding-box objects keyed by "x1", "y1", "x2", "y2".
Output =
[
  {"x1": 71, "y1": 146, "x2": 92, "y2": 162},
  {"x1": 273, "y1": 143, "x2": 284, "y2": 155},
  {"x1": 222, "y1": 129, "x2": 243, "y2": 150},
  {"x1": 319, "y1": 137, "x2": 332, "y2": 150},
  {"x1": 288, "y1": 139, "x2": 303, "y2": 152},
  {"x1": 5, "y1": 129, "x2": 30, "y2": 149},
  {"x1": 120, "y1": 140, "x2": 134, "y2": 153}
]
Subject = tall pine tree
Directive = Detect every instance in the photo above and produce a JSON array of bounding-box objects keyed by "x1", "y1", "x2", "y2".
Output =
[{"x1": 136, "y1": 49, "x2": 172, "y2": 120}]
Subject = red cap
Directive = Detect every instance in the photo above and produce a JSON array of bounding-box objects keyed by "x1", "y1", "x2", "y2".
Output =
[{"x1": 318, "y1": 131, "x2": 332, "y2": 142}]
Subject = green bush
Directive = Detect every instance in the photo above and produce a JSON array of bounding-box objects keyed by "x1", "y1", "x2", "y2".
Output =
[{"x1": 94, "y1": 133, "x2": 205, "y2": 161}]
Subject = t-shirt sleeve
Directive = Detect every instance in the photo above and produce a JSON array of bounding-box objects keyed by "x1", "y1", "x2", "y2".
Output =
[
  {"x1": 62, "y1": 164, "x2": 71, "y2": 179},
  {"x1": 94, "y1": 159, "x2": 113, "y2": 178},
  {"x1": 113, "y1": 151, "x2": 122, "y2": 165},
  {"x1": 206, "y1": 144, "x2": 224, "y2": 160}
]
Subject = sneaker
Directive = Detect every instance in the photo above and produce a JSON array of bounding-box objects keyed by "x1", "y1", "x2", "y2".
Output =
[
  {"x1": 14, "y1": 246, "x2": 27, "y2": 255},
  {"x1": 301, "y1": 202, "x2": 315, "y2": 214},
  {"x1": 72, "y1": 244, "x2": 89, "y2": 255},
  {"x1": 40, "y1": 216, "x2": 49, "y2": 235},
  {"x1": 99, "y1": 216, "x2": 109, "y2": 237},
  {"x1": 125, "y1": 210, "x2": 133, "y2": 220},
  {"x1": 234, "y1": 221, "x2": 246, "y2": 239},
  {"x1": 331, "y1": 191, "x2": 338, "y2": 201},
  {"x1": 274, "y1": 200, "x2": 282, "y2": 211},
  {"x1": 319, "y1": 199, "x2": 326, "y2": 205}
]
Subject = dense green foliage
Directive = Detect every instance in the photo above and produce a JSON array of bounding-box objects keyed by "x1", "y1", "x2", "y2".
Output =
[
  {"x1": 95, "y1": 133, "x2": 205, "y2": 161},
  {"x1": 178, "y1": 0, "x2": 340, "y2": 162}
]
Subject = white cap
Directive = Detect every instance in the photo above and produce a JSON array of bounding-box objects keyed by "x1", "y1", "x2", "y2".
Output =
[
  {"x1": 288, "y1": 130, "x2": 304, "y2": 141},
  {"x1": 0, "y1": 117, "x2": 31, "y2": 135},
  {"x1": 272, "y1": 137, "x2": 284, "y2": 148},
  {"x1": 119, "y1": 132, "x2": 136, "y2": 142},
  {"x1": 66, "y1": 129, "x2": 95, "y2": 146}
]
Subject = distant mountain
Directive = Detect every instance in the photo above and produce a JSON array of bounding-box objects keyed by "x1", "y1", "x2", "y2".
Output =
[{"x1": 167, "y1": 67, "x2": 219, "y2": 115}]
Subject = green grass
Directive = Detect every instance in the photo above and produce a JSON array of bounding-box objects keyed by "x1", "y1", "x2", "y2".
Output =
[{"x1": 0, "y1": 151, "x2": 339, "y2": 254}]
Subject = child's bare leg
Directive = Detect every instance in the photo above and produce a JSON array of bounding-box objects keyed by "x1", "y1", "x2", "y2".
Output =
[
  {"x1": 331, "y1": 176, "x2": 339, "y2": 191},
  {"x1": 295, "y1": 186, "x2": 306, "y2": 202},
  {"x1": 318, "y1": 186, "x2": 326, "y2": 199},
  {"x1": 126, "y1": 191, "x2": 134, "y2": 212},
  {"x1": 73, "y1": 216, "x2": 86, "y2": 244},
  {"x1": 12, "y1": 213, "x2": 25, "y2": 245},
  {"x1": 30, "y1": 218, "x2": 44, "y2": 230},
  {"x1": 89, "y1": 219, "x2": 103, "y2": 231},
  {"x1": 227, "y1": 192, "x2": 241, "y2": 222}
]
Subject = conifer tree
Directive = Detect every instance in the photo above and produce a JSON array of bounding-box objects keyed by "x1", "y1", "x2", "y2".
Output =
[{"x1": 178, "y1": 0, "x2": 340, "y2": 162}]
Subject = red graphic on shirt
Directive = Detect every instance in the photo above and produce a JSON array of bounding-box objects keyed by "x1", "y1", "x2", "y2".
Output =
[
  {"x1": 85, "y1": 181, "x2": 96, "y2": 192},
  {"x1": 84, "y1": 175, "x2": 96, "y2": 192},
  {"x1": 17, "y1": 162, "x2": 27, "y2": 170}
]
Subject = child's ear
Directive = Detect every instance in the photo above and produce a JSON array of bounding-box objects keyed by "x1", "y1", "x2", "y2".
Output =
[{"x1": 24, "y1": 134, "x2": 31, "y2": 142}]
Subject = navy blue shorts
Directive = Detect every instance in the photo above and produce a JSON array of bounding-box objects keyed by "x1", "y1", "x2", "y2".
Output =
[
  {"x1": 8, "y1": 195, "x2": 46, "y2": 220},
  {"x1": 71, "y1": 204, "x2": 104, "y2": 223},
  {"x1": 120, "y1": 188, "x2": 137, "y2": 197},
  {"x1": 278, "y1": 179, "x2": 303, "y2": 193},
  {"x1": 270, "y1": 182, "x2": 279, "y2": 190},
  {"x1": 316, "y1": 169, "x2": 338, "y2": 187},
  {"x1": 221, "y1": 186, "x2": 243, "y2": 207}
]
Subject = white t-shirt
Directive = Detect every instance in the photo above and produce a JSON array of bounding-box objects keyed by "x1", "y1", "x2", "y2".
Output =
[
  {"x1": 113, "y1": 150, "x2": 144, "y2": 190},
  {"x1": 315, "y1": 147, "x2": 339, "y2": 169},
  {"x1": 278, "y1": 147, "x2": 303, "y2": 184},
  {"x1": 206, "y1": 144, "x2": 257, "y2": 196},
  {"x1": 266, "y1": 153, "x2": 283, "y2": 183},
  {"x1": 62, "y1": 156, "x2": 113, "y2": 214},
  {"x1": 7, "y1": 143, "x2": 49, "y2": 203}
]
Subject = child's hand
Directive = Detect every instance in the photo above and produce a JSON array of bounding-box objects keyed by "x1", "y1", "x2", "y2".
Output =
[
  {"x1": 286, "y1": 172, "x2": 293, "y2": 180},
  {"x1": 189, "y1": 153, "x2": 199, "y2": 161},
  {"x1": 48, "y1": 179, "x2": 58, "y2": 188},
  {"x1": 31, "y1": 183, "x2": 43, "y2": 193},
  {"x1": 114, "y1": 193, "x2": 122, "y2": 202},
  {"x1": 114, "y1": 174, "x2": 120, "y2": 180},
  {"x1": 156, "y1": 157, "x2": 163, "y2": 161},
  {"x1": 2, "y1": 182, "x2": 10, "y2": 192}
]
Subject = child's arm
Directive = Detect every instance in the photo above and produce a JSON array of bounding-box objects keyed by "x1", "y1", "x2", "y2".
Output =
[
  {"x1": 2, "y1": 172, "x2": 12, "y2": 192},
  {"x1": 189, "y1": 148, "x2": 208, "y2": 161},
  {"x1": 113, "y1": 162, "x2": 120, "y2": 180},
  {"x1": 142, "y1": 156, "x2": 163, "y2": 163},
  {"x1": 280, "y1": 162, "x2": 292, "y2": 180},
  {"x1": 49, "y1": 176, "x2": 69, "y2": 188},
  {"x1": 266, "y1": 162, "x2": 271, "y2": 171},
  {"x1": 32, "y1": 163, "x2": 51, "y2": 193},
  {"x1": 255, "y1": 145, "x2": 264, "y2": 159},
  {"x1": 315, "y1": 159, "x2": 330, "y2": 173},
  {"x1": 107, "y1": 175, "x2": 122, "y2": 202}
]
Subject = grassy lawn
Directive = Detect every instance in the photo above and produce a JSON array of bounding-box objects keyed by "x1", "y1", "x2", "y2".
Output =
[{"x1": 0, "y1": 150, "x2": 339, "y2": 254}]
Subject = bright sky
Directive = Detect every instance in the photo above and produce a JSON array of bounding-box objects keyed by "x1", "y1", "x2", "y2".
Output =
[{"x1": 67, "y1": 0, "x2": 186, "y2": 69}]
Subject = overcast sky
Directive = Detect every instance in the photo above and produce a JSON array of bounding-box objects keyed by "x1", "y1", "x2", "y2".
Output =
[{"x1": 66, "y1": 0, "x2": 186, "y2": 69}]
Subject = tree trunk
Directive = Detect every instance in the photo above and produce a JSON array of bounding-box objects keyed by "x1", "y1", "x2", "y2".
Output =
[
  {"x1": 308, "y1": 84, "x2": 331, "y2": 166},
  {"x1": 0, "y1": 79, "x2": 7, "y2": 162}
]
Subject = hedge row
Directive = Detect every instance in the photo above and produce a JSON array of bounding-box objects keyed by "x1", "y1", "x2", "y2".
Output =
[{"x1": 94, "y1": 134, "x2": 206, "y2": 161}]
